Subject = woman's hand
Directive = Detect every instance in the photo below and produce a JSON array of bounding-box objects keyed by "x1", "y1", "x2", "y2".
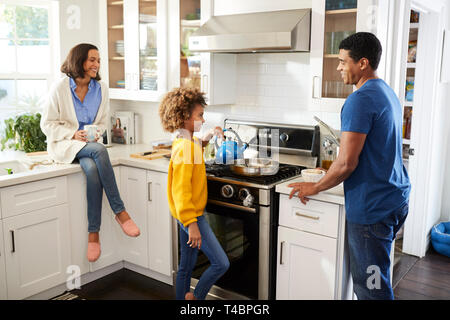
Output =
[
  {"x1": 187, "y1": 221, "x2": 202, "y2": 249},
  {"x1": 73, "y1": 130, "x2": 88, "y2": 142}
]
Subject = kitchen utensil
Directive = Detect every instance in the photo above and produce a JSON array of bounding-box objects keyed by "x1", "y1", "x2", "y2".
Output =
[
  {"x1": 230, "y1": 158, "x2": 280, "y2": 176},
  {"x1": 313, "y1": 116, "x2": 340, "y2": 146},
  {"x1": 214, "y1": 128, "x2": 248, "y2": 164},
  {"x1": 130, "y1": 149, "x2": 171, "y2": 160}
]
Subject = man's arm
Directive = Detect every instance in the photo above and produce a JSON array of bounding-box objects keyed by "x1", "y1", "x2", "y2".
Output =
[
  {"x1": 288, "y1": 131, "x2": 367, "y2": 202},
  {"x1": 315, "y1": 131, "x2": 367, "y2": 191}
]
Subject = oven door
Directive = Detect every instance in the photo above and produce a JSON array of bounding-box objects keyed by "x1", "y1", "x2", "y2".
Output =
[{"x1": 188, "y1": 201, "x2": 259, "y2": 299}]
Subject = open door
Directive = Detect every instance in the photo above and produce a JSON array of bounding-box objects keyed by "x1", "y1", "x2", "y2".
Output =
[{"x1": 386, "y1": 0, "x2": 448, "y2": 258}]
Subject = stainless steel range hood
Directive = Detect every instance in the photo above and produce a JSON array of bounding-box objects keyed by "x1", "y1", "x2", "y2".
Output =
[{"x1": 189, "y1": 9, "x2": 311, "y2": 53}]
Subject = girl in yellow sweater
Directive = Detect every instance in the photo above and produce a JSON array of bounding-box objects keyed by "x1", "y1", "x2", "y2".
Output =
[{"x1": 159, "y1": 88, "x2": 229, "y2": 300}]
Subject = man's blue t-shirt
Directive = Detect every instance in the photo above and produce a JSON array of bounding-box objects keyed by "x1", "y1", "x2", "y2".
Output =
[{"x1": 340, "y1": 78, "x2": 411, "y2": 224}]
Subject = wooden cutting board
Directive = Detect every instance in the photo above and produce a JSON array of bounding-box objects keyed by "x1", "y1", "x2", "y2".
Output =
[{"x1": 130, "y1": 149, "x2": 171, "y2": 160}]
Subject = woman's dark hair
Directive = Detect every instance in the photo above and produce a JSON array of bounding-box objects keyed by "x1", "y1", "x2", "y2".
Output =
[
  {"x1": 339, "y1": 32, "x2": 382, "y2": 70},
  {"x1": 61, "y1": 43, "x2": 101, "y2": 80}
]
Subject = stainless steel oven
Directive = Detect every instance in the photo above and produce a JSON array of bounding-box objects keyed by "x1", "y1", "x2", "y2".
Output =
[{"x1": 171, "y1": 119, "x2": 320, "y2": 300}]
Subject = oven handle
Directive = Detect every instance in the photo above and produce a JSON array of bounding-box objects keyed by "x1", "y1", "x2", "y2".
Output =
[{"x1": 207, "y1": 199, "x2": 256, "y2": 213}]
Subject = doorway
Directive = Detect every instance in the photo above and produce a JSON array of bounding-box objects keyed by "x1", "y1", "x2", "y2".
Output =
[{"x1": 385, "y1": 0, "x2": 448, "y2": 260}]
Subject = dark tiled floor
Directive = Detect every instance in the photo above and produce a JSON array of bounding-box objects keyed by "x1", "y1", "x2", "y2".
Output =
[{"x1": 60, "y1": 247, "x2": 449, "y2": 300}]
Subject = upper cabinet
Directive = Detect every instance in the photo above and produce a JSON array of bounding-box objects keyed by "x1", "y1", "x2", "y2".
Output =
[
  {"x1": 311, "y1": 0, "x2": 377, "y2": 112},
  {"x1": 180, "y1": 0, "x2": 202, "y2": 89},
  {"x1": 100, "y1": 0, "x2": 167, "y2": 101}
]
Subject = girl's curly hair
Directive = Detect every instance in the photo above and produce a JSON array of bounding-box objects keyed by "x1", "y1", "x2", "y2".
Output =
[{"x1": 159, "y1": 87, "x2": 207, "y2": 132}]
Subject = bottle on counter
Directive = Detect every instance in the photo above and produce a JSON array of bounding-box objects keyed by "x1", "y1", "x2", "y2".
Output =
[{"x1": 321, "y1": 138, "x2": 336, "y2": 170}]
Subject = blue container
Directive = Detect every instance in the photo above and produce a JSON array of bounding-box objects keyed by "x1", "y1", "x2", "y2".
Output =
[
  {"x1": 326, "y1": 0, "x2": 358, "y2": 11},
  {"x1": 431, "y1": 221, "x2": 450, "y2": 258}
]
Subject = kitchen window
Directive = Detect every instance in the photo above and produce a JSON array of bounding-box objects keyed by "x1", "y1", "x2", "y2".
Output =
[{"x1": 0, "y1": 0, "x2": 58, "y2": 124}]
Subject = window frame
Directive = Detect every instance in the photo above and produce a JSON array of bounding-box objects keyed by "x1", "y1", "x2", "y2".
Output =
[{"x1": 0, "y1": 0, "x2": 59, "y2": 113}]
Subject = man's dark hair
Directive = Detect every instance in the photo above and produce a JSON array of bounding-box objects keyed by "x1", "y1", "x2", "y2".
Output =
[
  {"x1": 339, "y1": 32, "x2": 382, "y2": 70},
  {"x1": 61, "y1": 43, "x2": 101, "y2": 80}
]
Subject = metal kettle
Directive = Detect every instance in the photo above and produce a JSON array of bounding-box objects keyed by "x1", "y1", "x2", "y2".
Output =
[{"x1": 214, "y1": 128, "x2": 248, "y2": 164}]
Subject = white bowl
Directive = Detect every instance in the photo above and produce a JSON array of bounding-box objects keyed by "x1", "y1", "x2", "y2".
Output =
[{"x1": 301, "y1": 168, "x2": 326, "y2": 183}]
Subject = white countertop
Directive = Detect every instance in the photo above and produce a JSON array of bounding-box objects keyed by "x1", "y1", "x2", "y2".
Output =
[
  {"x1": 0, "y1": 144, "x2": 171, "y2": 188},
  {"x1": 276, "y1": 177, "x2": 345, "y2": 205}
]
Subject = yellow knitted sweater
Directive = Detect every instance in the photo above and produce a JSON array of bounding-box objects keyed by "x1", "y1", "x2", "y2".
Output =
[{"x1": 167, "y1": 137, "x2": 207, "y2": 227}]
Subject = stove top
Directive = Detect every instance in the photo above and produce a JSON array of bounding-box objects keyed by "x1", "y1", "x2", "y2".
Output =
[{"x1": 205, "y1": 163, "x2": 304, "y2": 189}]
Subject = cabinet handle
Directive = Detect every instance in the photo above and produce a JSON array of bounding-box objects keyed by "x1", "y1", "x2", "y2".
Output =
[
  {"x1": 295, "y1": 212, "x2": 320, "y2": 220},
  {"x1": 10, "y1": 230, "x2": 15, "y2": 253},
  {"x1": 148, "y1": 182, "x2": 152, "y2": 201},
  {"x1": 280, "y1": 241, "x2": 285, "y2": 265},
  {"x1": 202, "y1": 75, "x2": 208, "y2": 93},
  {"x1": 312, "y1": 76, "x2": 321, "y2": 99}
]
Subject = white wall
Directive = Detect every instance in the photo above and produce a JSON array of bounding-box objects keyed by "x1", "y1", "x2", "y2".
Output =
[{"x1": 58, "y1": 0, "x2": 100, "y2": 64}]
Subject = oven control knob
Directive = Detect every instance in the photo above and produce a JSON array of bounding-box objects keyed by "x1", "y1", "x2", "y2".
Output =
[
  {"x1": 221, "y1": 184, "x2": 234, "y2": 198},
  {"x1": 280, "y1": 133, "x2": 289, "y2": 143},
  {"x1": 238, "y1": 188, "x2": 251, "y2": 201},
  {"x1": 243, "y1": 194, "x2": 255, "y2": 207}
]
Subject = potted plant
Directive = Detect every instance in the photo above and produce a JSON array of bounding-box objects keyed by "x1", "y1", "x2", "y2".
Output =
[{"x1": 1, "y1": 113, "x2": 47, "y2": 153}]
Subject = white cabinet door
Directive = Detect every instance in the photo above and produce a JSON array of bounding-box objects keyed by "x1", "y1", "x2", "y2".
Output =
[
  {"x1": 276, "y1": 226, "x2": 337, "y2": 300},
  {"x1": 147, "y1": 171, "x2": 172, "y2": 276},
  {"x1": 120, "y1": 166, "x2": 149, "y2": 268},
  {"x1": 198, "y1": 0, "x2": 237, "y2": 105},
  {"x1": 0, "y1": 225, "x2": 7, "y2": 299},
  {"x1": 3, "y1": 204, "x2": 71, "y2": 300}
]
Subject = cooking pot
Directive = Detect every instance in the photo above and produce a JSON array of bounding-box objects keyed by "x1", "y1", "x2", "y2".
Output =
[
  {"x1": 214, "y1": 128, "x2": 248, "y2": 164},
  {"x1": 230, "y1": 158, "x2": 279, "y2": 176}
]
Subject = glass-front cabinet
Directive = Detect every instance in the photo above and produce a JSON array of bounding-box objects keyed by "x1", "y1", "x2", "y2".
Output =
[
  {"x1": 322, "y1": 1, "x2": 357, "y2": 99},
  {"x1": 180, "y1": 0, "x2": 201, "y2": 89},
  {"x1": 311, "y1": 0, "x2": 376, "y2": 112},
  {"x1": 106, "y1": 1, "x2": 125, "y2": 90},
  {"x1": 101, "y1": 0, "x2": 167, "y2": 101}
]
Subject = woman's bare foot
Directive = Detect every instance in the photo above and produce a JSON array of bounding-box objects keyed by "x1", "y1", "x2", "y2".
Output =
[
  {"x1": 88, "y1": 232, "x2": 100, "y2": 243},
  {"x1": 185, "y1": 292, "x2": 197, "y2": 300}
]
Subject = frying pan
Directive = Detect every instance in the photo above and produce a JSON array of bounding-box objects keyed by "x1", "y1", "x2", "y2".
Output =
[{"x1": 230, "y1": 158, "x2": 279, "y2": 176}]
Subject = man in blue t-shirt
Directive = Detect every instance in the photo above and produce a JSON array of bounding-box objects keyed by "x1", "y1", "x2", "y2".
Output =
[{"x1": 288, "y1": 32, "x2": 411, "y2": 300}]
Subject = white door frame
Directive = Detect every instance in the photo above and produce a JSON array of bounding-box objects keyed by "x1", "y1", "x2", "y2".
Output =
[{"x1": 385, "y1": 0, "x2": 447, "y2": 257}]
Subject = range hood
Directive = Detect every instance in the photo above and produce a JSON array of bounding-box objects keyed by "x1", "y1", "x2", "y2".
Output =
[{"x1": 189, "y1": 9, "x2": 311, "y2": 53}]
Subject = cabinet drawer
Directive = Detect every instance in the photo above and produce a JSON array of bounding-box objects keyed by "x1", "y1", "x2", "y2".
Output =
[
  {"x1": 0, "y1": 176, "x2": 68, "y2": 218},
  {"x1": 279, "y1": 194, "x2": 340, "y2": 238}
]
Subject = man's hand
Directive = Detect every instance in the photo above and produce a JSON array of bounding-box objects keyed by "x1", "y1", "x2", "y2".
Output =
[
  {"x1": 73, "y1": 130, "x2": 87, "y2": 142},
  {"x1": 287, "y1": 182, "x2": 319, "y2": 204},
  {"x1": 187, "y1": 221, "x2": 202, "y2": 249}
]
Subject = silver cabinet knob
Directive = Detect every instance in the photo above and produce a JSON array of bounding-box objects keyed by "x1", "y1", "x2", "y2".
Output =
[{"x1": 408, "y1": 148, "x2": 415, "y2": 156}]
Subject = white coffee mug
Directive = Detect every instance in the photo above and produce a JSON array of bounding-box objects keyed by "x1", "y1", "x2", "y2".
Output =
[{"x1": 84, "y1": 125, "x2": 100, "y2": 142}]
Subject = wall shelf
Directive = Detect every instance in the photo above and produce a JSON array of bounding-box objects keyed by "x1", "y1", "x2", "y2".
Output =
[{"x1": 325, "y1": 8, "x2": 357, "y2": 15}]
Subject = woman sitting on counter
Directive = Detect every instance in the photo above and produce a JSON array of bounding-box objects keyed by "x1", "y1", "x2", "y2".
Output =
[{"x1": 40, "y1": 43, "x2": 140, "y2": 263}]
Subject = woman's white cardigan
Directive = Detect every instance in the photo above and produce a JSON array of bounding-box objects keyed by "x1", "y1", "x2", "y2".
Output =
[{"x1": 40, "y1": 77, "x2": 109, "y2": 164}]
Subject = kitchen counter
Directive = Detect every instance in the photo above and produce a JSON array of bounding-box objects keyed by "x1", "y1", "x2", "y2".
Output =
[
  {"x1": 276, "y1": 177, "x2": 345, "y2": 205},
  {"x1": 0, "y1": 143, "x2": 170, "y2": 188}
]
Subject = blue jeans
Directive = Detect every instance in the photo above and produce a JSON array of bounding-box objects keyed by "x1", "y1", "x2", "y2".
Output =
[
  {"x1": 176, "y1": 215, "x2": 230, "y2": 300},
  {"x1": 346, "y1": 203, "x2": 409, "y2": 300},
  {"x1": 75, "y1": 142, "x2": 125, "y2": 232}
]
